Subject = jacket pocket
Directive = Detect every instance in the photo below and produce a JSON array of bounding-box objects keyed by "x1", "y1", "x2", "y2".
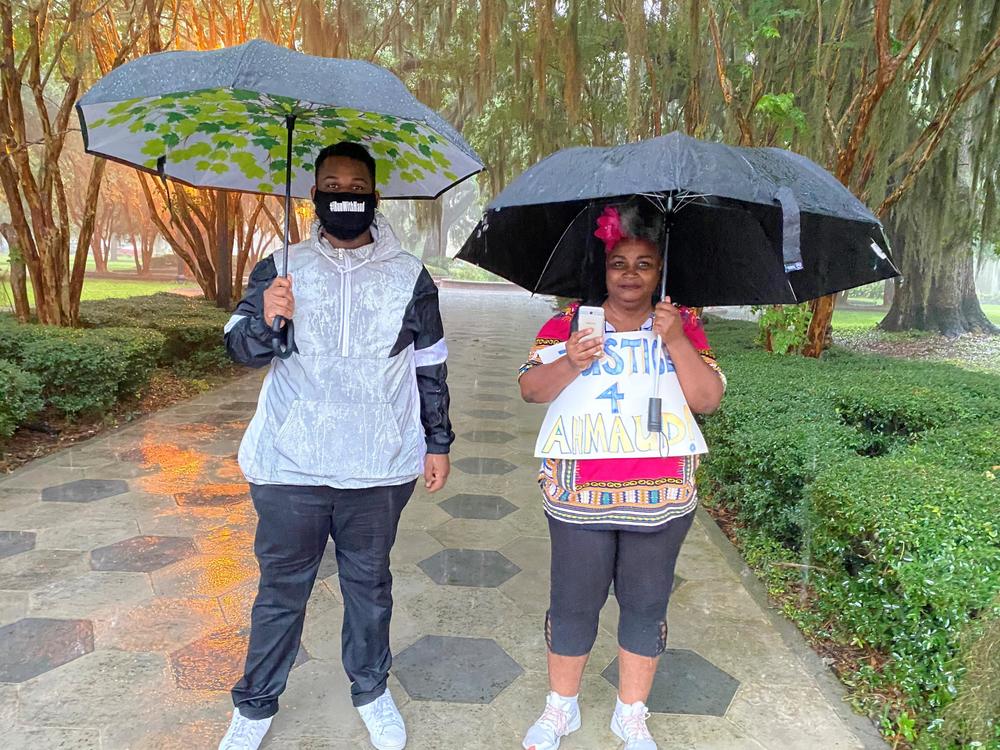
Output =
[{"x1": 274, "y1": 399, "x2": 404, "y2": 479}]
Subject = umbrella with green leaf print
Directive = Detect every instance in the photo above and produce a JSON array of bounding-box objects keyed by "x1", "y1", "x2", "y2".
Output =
[
  {"x1": 77, "y1": 40, "x2": 483, "y2": 200},
  {"x1": 77, "y1": 39, "x2": 484, "y2": 357}
]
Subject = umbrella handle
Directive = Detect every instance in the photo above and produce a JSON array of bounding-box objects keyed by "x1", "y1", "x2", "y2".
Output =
[
  {"x1": 271, "y1": 316, "x2": 295, "y2": 359},
  {"x1": 271, "y1": 113, "x2": 298, "y2": 360},
  {"x1": 647, "y1": 397, "x2": 663, "y2": 434}
]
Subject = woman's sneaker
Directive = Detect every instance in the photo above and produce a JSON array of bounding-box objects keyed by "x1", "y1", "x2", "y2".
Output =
[
  {"x1": 218, "y1": 709, "x2": 272, "y2": 750},
  {"x1": 522, "y1": 691, "x2": 581, "y2": 750},
  {"x1": 610, "y1": 699, "x2": 657, "y2": 750},
  {"x1": 357, "y1": 690, "x2": 407, "y2": 750}
]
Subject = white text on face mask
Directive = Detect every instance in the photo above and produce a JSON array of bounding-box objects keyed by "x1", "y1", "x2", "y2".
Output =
[{"x1": 328, "y1": 200, "x2": 366, "y2": 212}]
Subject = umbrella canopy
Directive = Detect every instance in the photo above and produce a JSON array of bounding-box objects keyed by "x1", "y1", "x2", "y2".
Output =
[
  {"x1": 76, "y1": 39, "x2": 483, "y2": 199},
  {"x1": 457, "y1": 131, "x2": 898, "y2": 306}
]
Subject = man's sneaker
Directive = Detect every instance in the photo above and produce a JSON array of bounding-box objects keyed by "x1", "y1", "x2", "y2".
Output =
[
  {"x1": 218, "y1": 709, "x2": 272, "y2": 750},
  {"x1": 357, "y1": 690, "x2": 407, "y2": 750},
  {"x1": 522, "y1": 691, "x2": 581, "y2": 750},
  {"x1": 610, "y1": 699, "x2": 657, "y2": 750}
]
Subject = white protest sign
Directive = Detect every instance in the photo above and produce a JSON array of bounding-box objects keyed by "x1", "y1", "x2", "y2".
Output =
[{"x1": 534, "y1": 331, "x2": 708, "y2": 460}]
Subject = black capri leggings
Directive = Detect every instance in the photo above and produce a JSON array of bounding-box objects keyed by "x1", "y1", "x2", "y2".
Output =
[{"x1": 546, "y1": 510, "x2": 695, "y2": 658}]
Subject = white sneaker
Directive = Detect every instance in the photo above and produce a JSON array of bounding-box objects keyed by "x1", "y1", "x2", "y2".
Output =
[
  {"x1": 611, "y1": 699, "x2": 657, "y2": 749},
  {"x1": 218, "y1": 709, "x2": 272, "y2": 750},
  {"x1": 522, "y1": 691, "x2": 581, "y2": 750},
  {"x1": 357, "y1": 690, "x2": 407, "y2": 750}
]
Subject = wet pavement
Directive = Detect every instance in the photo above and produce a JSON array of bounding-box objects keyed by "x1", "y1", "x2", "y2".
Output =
[{"x1": 0, "y1": 289, "x2": 885, "y2": 749}]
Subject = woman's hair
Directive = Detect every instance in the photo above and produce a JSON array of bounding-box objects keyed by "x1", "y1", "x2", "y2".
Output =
[{"x1": 614, "y1": 203, "x2": 664, "y2": 251}]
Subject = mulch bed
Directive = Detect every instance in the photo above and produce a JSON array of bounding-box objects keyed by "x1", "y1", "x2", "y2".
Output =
[{"x1": 834, "y1": 329, "x2": 1000, "y2": 373}]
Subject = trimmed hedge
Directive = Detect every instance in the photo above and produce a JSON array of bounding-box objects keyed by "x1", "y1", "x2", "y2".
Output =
[
  {"x1": 0, "y1": 318, "x2": 165, "y2": 418},
  {"x1": 0, "y1": 294, "x2": 230, "y2": 436},
  {"x1": 79, "y1": 292, "x2": 230, "y2": 366},
  {"x1": 0, "y1": 360, "x2": 43, "y2": 438},
  {"x1": 699, "y1": 319, "x2": 1000, "y2": 748}
]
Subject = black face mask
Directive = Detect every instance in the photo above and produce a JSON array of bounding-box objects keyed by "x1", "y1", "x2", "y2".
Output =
[{"x1": 313, "y1": 190, "x2": 377, "y2": 241}]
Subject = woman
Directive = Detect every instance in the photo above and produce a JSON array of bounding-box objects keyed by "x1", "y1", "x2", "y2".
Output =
[{"x1": 518, "y1": 205, "x2": 726, "y2": 750}]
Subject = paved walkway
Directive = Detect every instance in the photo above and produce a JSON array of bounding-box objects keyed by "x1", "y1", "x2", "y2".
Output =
[{"x1": 0, "y1": 290, "x2": 885, "y2": 749}]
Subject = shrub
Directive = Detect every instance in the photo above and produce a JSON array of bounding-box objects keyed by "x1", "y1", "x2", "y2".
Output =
[
  {"x1": 0, "y1": 360, "x2": 43, "y2": 438},
  {"x1": 0, "y1": 319, "x2": 165, "y2": 418},
  {"x1": 698, "y1": 320, "x2": 1000, "y2": 747},
  {"x1": 79, "y1": 292, "x2": 229, "y2": 365},
  {"x1": 809, "y1": 456, "x2": 999, "y2": 713},
  {"x1": 933, "y1": 595, "x2": 1000, "y2": 748}
]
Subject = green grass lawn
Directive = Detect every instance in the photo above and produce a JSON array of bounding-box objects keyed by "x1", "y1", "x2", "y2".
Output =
[
  {"x1": 1, "y1": 277, "x2": 201, "y2": 309},
  {"x1": 835, "y1": 303, "x2": 1000, "y2": 330},
  {"x1": 85, "y1": 258, "x2": 146, "y2": 273},
  {"x1": 76, "y1": 278, "x2": 200, "y2": 301},
  {"x1": 832, "y1": 308, "x2": 888, "y2": 330}
]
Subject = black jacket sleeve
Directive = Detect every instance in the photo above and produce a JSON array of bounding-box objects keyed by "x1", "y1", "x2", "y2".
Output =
[
  {"x1": 224, "y1": 256, "x2": 291, "y2": 368},
  {"x1": 391, "y1": 267, "x2": 454, "y2": 454}
]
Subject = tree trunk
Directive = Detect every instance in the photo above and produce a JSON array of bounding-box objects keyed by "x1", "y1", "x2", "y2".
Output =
[
  {"x1": 91, "y1": 235, "x2": 108, "y2": 274},
  {"x1": 883, "y1": 278, "x2": 895, "y2": 307},
  {"x1": 422, "y1": 222, "x2": 444, "y2": 260},
  {"x1": 417, "y1": 200, "x2": 445, "y2": 261},
  {"x1": 802, "y1": 294, "x2": 837, "y2": 357},
  {"x1": 130, "y1": 233, "x2": 141, "y2": 274},
  {"x1": 102, "y1": 236, "x2": 114, "y2": 273},
  {"x1": 0, "y1": 223, "x2": 30, "y2": 321},
  {"x1": 137, "y1": 175, "x2": 217, "y2": 299},
  {"x1": 881, "y1": 249, "x2": 998, "y2": 336},
  {"x1": 140, "y1": 232, "x2": 154, "y2": 275}
]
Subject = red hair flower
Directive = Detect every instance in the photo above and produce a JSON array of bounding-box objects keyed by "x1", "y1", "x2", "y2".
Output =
[{"x1": 594, "y1": 206, "x2": 624, "y2": 253}]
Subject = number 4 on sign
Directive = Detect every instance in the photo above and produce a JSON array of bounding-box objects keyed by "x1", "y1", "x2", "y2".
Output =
[{"x1": 597, "y1": 383, "x2": 626, "y2": 414}]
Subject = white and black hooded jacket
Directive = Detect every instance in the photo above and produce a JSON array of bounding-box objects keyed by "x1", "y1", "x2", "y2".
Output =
[{"x1": 224, "y1": 213, "x2": 453, "y2": 489}]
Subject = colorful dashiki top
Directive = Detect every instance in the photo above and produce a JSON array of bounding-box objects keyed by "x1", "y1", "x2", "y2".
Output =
[{"x1": 519, "y1": 302, "x2": 726, "y2": 531}]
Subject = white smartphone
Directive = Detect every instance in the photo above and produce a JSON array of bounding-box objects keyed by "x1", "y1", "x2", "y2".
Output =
[{"x1": 577, "y1": 305, "x2": 605, "y2": 341}]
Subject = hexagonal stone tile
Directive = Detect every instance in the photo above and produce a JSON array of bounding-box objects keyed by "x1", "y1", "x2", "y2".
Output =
[
  {"x1": 438, "y1": 494, "x2": 517, "y2": 521},
  {"x1": 464, "y1": 409, "x2": 513, "y2": 420},
  {"x1": 601, "y1": 648, "x2": 739, "y2": 716},
  {"x1": 90, "y1": 535, "x2": 198, "y2": 573},
  {"x1": 40, "y1": 479, "x2": 129, "y2": 503},
  {"x1": 0, "y1": 530, "x2": 36, "y2": 559},
  {"x1": 460, "y1": 430, "x2": 516, "y2": 444},
  {"x1": 0, "y1": 617, "x2": 93, "y2": 682},
  {"x1": 395, "y1": 635, "x2": 523, "y2": 704},
  {"x1": 452, "y1": 457, "x2": 518, "y2": 475},
  {"x1": 169, "y1": 625, "x2": 309, "y2": 690},
  {"x1": 418, "y1": 549, "x2": 521, "y2": 588}
]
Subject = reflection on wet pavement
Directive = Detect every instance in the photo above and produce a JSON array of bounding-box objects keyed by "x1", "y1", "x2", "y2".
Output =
[{"x1": 0, "y1": 290, "x2": 882, "y2": 749}]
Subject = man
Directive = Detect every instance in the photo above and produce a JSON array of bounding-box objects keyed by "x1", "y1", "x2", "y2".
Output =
[{"x1": 218, "y1": 141, "x2": 452, "y2": 750}]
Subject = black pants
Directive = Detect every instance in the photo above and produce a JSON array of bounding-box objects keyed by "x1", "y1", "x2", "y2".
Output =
[
  {"x1": 546, "y1": 510, "x2": 695, "y2": 658},
  {"x1": 232, "y1": 480, "x2": 415, "y2": 719}
]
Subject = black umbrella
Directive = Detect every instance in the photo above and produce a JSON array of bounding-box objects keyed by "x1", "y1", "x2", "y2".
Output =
[
  {"x1": 458, "y1": 131, "x2": 900, "y2": 433},
  {"x1": 457, "y1": 131, "x2": 899, "y2": 307}
]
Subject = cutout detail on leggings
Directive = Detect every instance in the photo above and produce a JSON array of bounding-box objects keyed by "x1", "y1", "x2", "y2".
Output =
[{"x1": 656, "y1": 620, "x2": 668, "y2": 655}]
